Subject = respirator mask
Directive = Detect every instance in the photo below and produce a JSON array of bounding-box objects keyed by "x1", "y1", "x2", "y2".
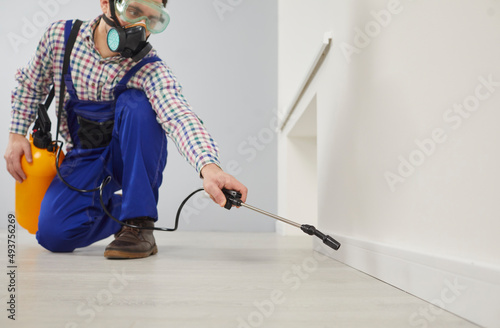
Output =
[{"x1": 103, "y1": 0, "x2": 170, "y2": 61}]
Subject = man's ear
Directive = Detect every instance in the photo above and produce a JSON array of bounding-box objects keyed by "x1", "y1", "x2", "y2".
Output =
[{"x1": 100, "y1": 0, "x2": 111, "y2": 15}]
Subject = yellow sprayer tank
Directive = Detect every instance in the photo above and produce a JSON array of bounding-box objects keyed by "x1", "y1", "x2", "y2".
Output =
[{"x1": 15, "y1": 136, "x2": 64, "y2": 234}]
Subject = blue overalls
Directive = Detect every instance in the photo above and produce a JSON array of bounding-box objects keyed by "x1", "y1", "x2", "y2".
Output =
[{"x1": 36, "y1": 20, "x2": 168, "y2": 252}]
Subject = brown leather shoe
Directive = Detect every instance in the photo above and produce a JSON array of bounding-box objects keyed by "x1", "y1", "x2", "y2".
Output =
[{"x1": 104, "y1": 218, "x2": 158, "y2": 259}]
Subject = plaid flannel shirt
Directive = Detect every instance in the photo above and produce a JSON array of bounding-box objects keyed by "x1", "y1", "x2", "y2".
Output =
[{"x1": 10, "y1": 17, "x2": 220, "y2": 174}]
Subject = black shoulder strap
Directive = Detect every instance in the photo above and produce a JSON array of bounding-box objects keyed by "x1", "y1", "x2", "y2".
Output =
[
  {"x1": 44, "y1": 88, "x2": 55, "y2": 108},
  {"x1": 54, "y1": 19, "x2": 83, "y2": 145}
]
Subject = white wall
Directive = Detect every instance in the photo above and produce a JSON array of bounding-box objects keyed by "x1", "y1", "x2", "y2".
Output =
[
  {"x1": 0, "y1": 0, "x2": 277, "y2": 232},
  {"x1": 278, "y1": 0, "x2": 500, "y2": 327}
]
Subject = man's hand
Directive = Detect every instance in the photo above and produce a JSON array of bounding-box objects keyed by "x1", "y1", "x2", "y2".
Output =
[
  {"x1": 4, "y1": 133, "x2": 32, "y2": 183},
  {"x1": 201, "y1": 163, "x2": 248, "y2": 207}
]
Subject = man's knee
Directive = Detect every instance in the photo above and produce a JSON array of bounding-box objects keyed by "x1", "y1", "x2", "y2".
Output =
[{"x1": 37, "y1": 215, "x2": 78, "y2": 253}]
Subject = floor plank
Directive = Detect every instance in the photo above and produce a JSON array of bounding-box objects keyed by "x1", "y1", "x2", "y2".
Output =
[{"x1": 0, "y1": 229, "x2": 481, "y2": 328}]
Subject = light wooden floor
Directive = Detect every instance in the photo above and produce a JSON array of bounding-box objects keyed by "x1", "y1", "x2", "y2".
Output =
[{"x1": 0, "y1": 229, "x2": 481, "y2": 328}]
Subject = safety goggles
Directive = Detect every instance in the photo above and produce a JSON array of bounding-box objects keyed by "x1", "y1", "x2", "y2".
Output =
[{"x1": 115, "y1": 0, "x2": 170, "y2": 34}]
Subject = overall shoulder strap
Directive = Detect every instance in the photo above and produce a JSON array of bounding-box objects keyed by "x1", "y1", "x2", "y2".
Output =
[
  {"x1": 113, "y1": 56, "x2": 162, "y2": 98},
  {"x1": 55, "y1": 19, "x2": 83, "y2": 144},
  {"x1": 64, "y1": 20, "x2": 74, "y2": 46}
]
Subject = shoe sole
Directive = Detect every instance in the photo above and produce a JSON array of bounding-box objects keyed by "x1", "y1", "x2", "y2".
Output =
[{"x1": 104, "y1": 245, "x2": 158, "y2": 259}]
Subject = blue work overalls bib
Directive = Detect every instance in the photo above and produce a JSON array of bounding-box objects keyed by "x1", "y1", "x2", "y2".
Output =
[{"x1": 36, "y1": 20, "x2": 168, "y2": 252}]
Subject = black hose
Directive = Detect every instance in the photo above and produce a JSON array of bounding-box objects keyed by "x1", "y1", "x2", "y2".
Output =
[{"x1": 98, "y1": 175, "x2": 203, "y2": 232}]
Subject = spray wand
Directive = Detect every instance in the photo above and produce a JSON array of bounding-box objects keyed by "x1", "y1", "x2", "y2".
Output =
[{"x1": 222, "y1": 189, "x2": 341, "y2": 250}]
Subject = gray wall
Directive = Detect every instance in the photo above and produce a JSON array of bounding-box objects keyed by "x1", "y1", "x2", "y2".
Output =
[{"x1": 0, "y1": 0, "x2": 277, "y2": 232}]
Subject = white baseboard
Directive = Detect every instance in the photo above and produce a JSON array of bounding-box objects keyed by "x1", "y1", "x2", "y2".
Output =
[{"x1": 314, "y1": 233, "x2": 500, "y2": 328}]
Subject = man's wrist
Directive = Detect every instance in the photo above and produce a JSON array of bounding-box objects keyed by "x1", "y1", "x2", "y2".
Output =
[
  {"x1": 9, "y1": 132, "x2": 27, "y2": 140},
  {"x1": 200, "y1": 163, "x2": 222, "y2": 179}
]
